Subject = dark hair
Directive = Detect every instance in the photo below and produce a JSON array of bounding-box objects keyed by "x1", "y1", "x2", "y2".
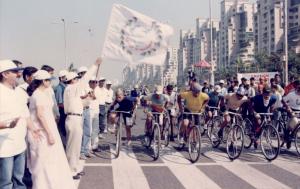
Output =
[
  {"x1": 22, "y1": 67, "x2": 38, "y2": 82},
  {"x1": 27, "y1": 79, "x2": 43, "y2": 96},
  {"x1": 250, "y1": 77, "x2": 255, "y2": 81},
  {"x1": 41, "y1": 65, "x2": 54, "y2": 73},
  {"x1": 270, "y1": 78, "x2": 275, "y2": 83},
  {"x1": 166, "y1": 85, "x2": 173, "y2": 90},
  {"x1": 275, "y1": 74, "x2": 280, "y2": 78},
  {"x1": 12, "y1": 60, "x2": 23, "y2": 66}
]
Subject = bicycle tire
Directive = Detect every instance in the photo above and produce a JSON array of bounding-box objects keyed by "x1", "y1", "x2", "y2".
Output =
[
  {"x1": 152, "y1": 123, "x2": 161, "y2": 161},
  {"x1": 294, "y1": 124, "x2": 300, "y2": 156},
  {"x1": 176, "y1": 120, "x2": 185, "y2": 150},
  {"x1": 226, "y1": 124, "x2": 244, "y2": 160},
  {"x1": 243, "y1": 118, "x2": 253, "y2": 149},
  {"x1": 188, "y1": 126, "x2": 201, "y2": 163},
  {"x1": 162, "y1": 118, "x2": 170, "y2": 147},
  {"x1": 114, "y1": 123, "x2": 122, "y2": 158},
  {"x1": 207, "y1": 116, "x2": 222, "y2": 148},
  {"x1": 260, "y1": 124, "x2": 280, "y2": 161}
]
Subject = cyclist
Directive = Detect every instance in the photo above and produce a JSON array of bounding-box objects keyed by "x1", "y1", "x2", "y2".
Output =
[
  {"x1": 205, "y1": 85, "x2": 222, "y2": 127},
  {"x1": 218, "y1": 87, "x2": 248, "y2": 139},
  {"x1": 177, "y1": 83, "x2": 209, "y2": 144},
  {"x1": 248, "y1": 87, "x2": 277, "y2": 148},
  {"x1": 143, "y1": 85, "x2": 169, "y2": 142},
  {"x1": 108, "y1": 89, "x2": 137, "y2": 146},
  {"x1": 282, "y1": 80, "x2": 300, "y2": 148},
  {"x1": 165, "y1": 84, "x2": 177, "y2": 141}
]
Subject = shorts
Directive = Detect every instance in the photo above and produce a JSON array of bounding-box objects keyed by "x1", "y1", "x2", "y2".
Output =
[
  {"x1": 182, "y1": 108, "x2": 200, "y2": 125},
  {"x1": 116, "y1": 109, "x2": 134, "y2": 127}
]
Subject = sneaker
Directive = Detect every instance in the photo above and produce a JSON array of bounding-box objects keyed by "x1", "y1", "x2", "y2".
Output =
[
  {"x1": 104, "y1": 129, "x2": 108, "y2": 134},
  {"x1": 179, "y1": 137, "x2": 185, "y2": 144},
  {"x1": 286, "y1": 141, "x2": 292, "y2": 149},
  {"x1": 85, "y1": 152, "x2": 95, "y2": 158},
  {"x1": 253, "y1": 140, "x2": 258, "y2": 149},
  {"x1": 127, "y1": 140, "x2": 132, "y2": 146},
  {"x1": 73, "y1": 175, "x2": 80, "y2": 180},
  {"x1": 79, "y1": 154, "x2": 87, "y2": 160},
  {"x1": 98, "y1": 134, "x2": 105, "y2": 139}
]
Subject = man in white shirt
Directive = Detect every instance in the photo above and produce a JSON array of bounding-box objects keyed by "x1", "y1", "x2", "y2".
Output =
[
  {"x1": 0, "y1": 60, "x2": 40, "y2": 189},
  {"x1": 219, "y1": 80, "x2": 228, "y2": 97},
  {"x1": 96, "y1": 77, "x2": 108, "y2": 138},
  {"x1": 106, "y1": 80, "x2": 114, "y2": 105},
  {"x1": 63, "y1": 58, "x2": 102, "y2": 179}
]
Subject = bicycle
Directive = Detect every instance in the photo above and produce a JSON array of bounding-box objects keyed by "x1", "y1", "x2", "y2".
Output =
[
  {"x1": 210, "y1": 111, "x2": 245, "y2": 161},
  {"x1": 176, "y1": 112, "x2": 202, "y2": 163},
  {"x1": 206, "y1": 106, "x2": 223, "y2": 141},
  {"x1": 243, "y1": 113, "x2": 280, "y2": 161},
  {"x1": 110, "y1": 110, "x2": 132, "y2": 158},
  {"x1": 275, "y1": 110, "x2": 300, "y2": 156},
  {"x1": 142, "y1": 111, "x2": 163, "y2": 161}
]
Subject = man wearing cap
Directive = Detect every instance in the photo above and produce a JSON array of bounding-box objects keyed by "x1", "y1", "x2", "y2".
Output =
[
  {"x1": 77, "y1": 66, "x2": 94, "y2": 160},
  {"x1": 54, "y1": 69, "x2": 68, "y2": 146},
  {"x1": 177, "y1": 83, "x2": 209, "y2": 144},
  {"x1": 63, "y1": 58, "x2": 102, "y2": 179},
  {"x1": 249, "y1": 87, "x2": 277, "y2": 148},
  {"x1": 0, "y1": 60, "x2": 40, "y2": 189},
  {"x1": 205, "y1": 85, "x2": 222, "y2": 124},
  {"x1": 143, "y1": 85, "x2": 169, "y2": 143},
  {"x1": 97, "y1": 77, "x2": 108, "y2": 137},
  {"x1": 219, "y1": 80, "x2": 228, "y2": 97}
]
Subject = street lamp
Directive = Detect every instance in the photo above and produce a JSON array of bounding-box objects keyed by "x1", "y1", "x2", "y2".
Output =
[{"x1": 52, "y1": 19, "x2": 79, "y2": 69}]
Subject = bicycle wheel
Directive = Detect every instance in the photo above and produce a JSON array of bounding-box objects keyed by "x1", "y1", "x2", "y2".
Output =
[
  {"x1": 294, "y1": 124, "x2": 300, "y2": 156},
  {"x1": 226, "y1": 124, "x2": 244, "y2": 160},
  {"x1": 151, "y1": 123, "x2": 161, "y2": 160},
  {"x1": 188, "y1": 126, "x2": 201, "y2": 163},
  {"x1": 275, "y1": 121, "x2": 285, "y2": 148},
  {"x1": 207, "y1": 116, "x2": 222, "y2": 148},
  {"x1": 243, "y1": 118, "x2": 253, "y2": 149},
  {"x1": 162, "y1": 118, "x2": 170, "y2": 147},
  {"x1": 176, "y1": 120, "x2": 185, "y2": 149},
  {"x1": 113, "y1": 123, "x2": 122, "y2": 158},
  {"x1": 260, "y1": 124, "x2": 280, "y2": 161}
]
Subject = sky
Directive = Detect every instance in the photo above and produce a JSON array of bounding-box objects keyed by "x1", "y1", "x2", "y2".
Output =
[{"x1": 0, "y1": 0, "x2": 255, "y2": 83}]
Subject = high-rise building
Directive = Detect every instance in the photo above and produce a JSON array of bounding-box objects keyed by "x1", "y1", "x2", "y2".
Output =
[
  {"x1": 254, "y1": 0, "x2": 285, "y2": 55},
  {"x1": 163, "y1": 47, "x2": 178, "y2": 85},
  {"x1": 289, "y1": 0, "x2": 300, "y2": 53},
  {"x1": 220, "y1": 0, "x2": 255, "y2": 68},
  {"x1": 196, "y1": 18, "x2": 220, "y2": 66}
]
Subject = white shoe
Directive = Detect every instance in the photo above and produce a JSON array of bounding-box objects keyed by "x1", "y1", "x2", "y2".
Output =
[
  {"x1": 179, "y1": 137, "x2": 185, "y2": 144},
  {"x1": 103, "y1": 129, "x2": 108, "y2": 134}
]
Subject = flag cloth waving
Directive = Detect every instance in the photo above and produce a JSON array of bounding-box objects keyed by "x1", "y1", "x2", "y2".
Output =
[{"x1": 102, "y1": 4, "x2": 174, "y2": 66}]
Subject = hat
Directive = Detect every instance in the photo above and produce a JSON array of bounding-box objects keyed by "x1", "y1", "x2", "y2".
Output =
[
  {"x1": 154, "y1": 85, "x2": 163, "y2": 94},
  {"x1": 78, "y1": 66, "x2": 88, "y2": 73},
  {"x1": 0, "y1": 59, "x2": 24, "y2": 73},
  {"x1": 33, "y1": 70, "x2": 51, "y2": 80},
  {"x1": 219, "y1": 80, "x2": 225, "y2": 84},
  {"x1": 99, "y1": 77, "x2": 106, "y2": 81},
  {"x1": 89, "y1": 76, "x2": 97, "y2": 81},
  {"x1": 58, "y1": 70, "x2": 68, "y2": 77},
  {"x1": 214, "y1": 85, "x2": 222, "y2": 93},
  {"x1": 106, "y1": 80, "x2": 112, "y2": 85},
  {"x1": 192, "y1": 83, "x2": 202, "y2": 93},
  {"x1": 65, "y1": 72, "x2": 78, "y2": 81}
]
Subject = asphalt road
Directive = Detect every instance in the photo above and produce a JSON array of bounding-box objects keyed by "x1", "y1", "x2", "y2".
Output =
[{"x1": 77, "y1": 108, "x2": 300, "y2": 189}]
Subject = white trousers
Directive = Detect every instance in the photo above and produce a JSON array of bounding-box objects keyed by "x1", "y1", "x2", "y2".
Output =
[{"x1": 65, "y1": 115, "x2": 83, "y2": 174}]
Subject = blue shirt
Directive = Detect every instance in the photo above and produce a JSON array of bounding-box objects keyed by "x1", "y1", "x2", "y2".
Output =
[
  {"x1": 251, "y1": 94, "x2": 277, "y2": 113},
  {"x1": 54, "y1": 82, "x2": 65, "y2": 104},
  {"x1": 130, "y1": 90, "x2": 140, "y2": 98},
  {"x1": 208, "y1": 92, "x2": 220, "y2": 107}
]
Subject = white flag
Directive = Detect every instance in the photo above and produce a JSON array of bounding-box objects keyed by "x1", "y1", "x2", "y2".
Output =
[{"x1": 102, "y1": 4, "x2": 174, "y2": 66}]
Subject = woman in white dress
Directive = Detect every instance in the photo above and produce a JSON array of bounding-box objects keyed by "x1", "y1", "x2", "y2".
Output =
[{"x1": 27, "y1": 70, "x2": 76, "y2": 189}]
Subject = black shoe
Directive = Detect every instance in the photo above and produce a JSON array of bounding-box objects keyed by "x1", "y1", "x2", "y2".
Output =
[
  {"x1": 253, "y1": 140, "x2": 258, "y2": 149},
  {"x1": 217, "y1": 129, "x2": 223, "y2": 139},
  {"x1": 170, "y1": 137, "x2": 175, "y2": 142},
  {"x1": 73, "y1": 175, "x2": 80, "y2": 180},
  {"x1": 286, "y1": 141, "x2": 292, "y2": 149}
]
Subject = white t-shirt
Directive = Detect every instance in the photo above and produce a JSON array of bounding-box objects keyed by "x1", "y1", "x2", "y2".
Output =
[
  {"x1": 0, "y1": 83, "x2": 28, "y2": 157},
  {"x1": 283, "y1": 91, "x2": 300, "y2": 111},
  {"x1": 94, "y1": 86, "x2": 108, "y2": 105}
]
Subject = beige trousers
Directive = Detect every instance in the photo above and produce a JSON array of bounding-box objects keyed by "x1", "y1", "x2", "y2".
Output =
[{"x1": 65, "y1": 115, "x2": 83, "y2": 174}]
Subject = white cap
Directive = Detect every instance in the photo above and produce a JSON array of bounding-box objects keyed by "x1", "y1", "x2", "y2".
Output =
[
  {"x1": 0, "y1": 59, "x2": 24, "y2": 73},
  {"x1": 214, "y1": 85, "x2": 222, "y2": 93},
  {"x1": 65, "y1": 72, "x2": 78, "y2": 81},
  {"x1": 78, "y1": 66, "x2": 88, "y2": 73},
  {"x1": 58, "y1": 70, "x2": 68, "y2": 77},
  {"x1": 33, "y1": 70, "x2": 51, "y2": 80},
  {"x1": 154, "y1": 85, "x2": 163, "y2": 94},
  {"x1": 99, "y1": 77, "x2": 106, "y2": 81},
  {"x1": 219, "y1": 80, "x2": 225, "y2": 84},
  {"x1": 134, "y1": 84, "x2": 139, "y2": 89},
  {"x1": 106, "y1": 80, "x2": 112, "y2": 85}
]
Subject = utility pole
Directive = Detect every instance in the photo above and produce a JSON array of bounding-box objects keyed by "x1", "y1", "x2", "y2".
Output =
[
  {"x1": 284, "y1": 0, "x2": 289, "y2": 85},
  {"x1": 209, "y1": 0, "x2": 215, "y2": 85}
]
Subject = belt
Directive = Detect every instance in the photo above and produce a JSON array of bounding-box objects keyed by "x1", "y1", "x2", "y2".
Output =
[
  {"x1": 83, "y1": 106, "x2": 89, "y2": 110},
  {"x1": 67, "y1": 113, "x2": 82, "y2": 117}
]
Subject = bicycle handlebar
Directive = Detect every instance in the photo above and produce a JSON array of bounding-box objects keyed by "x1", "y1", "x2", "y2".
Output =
[
  {"x1": 207, "y1": 106, "x2": 220, "y2": 110},
  {"x1": 182, "y1": 112, "x2": 203, "y2": 116},
  {"x1": 111, "y1": 110, "x2": 132, "y2": 114},
  {"x1": 227, "y1": 111, "x2": 241, "y2": 116},
  {"x1": 257, "y1": 113, "x2": 273, "y2": 116}
]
